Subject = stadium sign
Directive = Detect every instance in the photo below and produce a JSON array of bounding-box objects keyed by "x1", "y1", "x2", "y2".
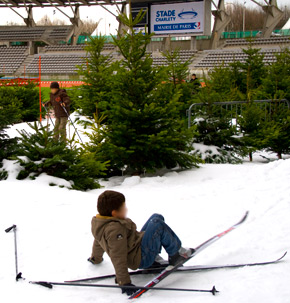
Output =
[{"x1": 150, "y1": 1, "x2": 205, "y2": 35}]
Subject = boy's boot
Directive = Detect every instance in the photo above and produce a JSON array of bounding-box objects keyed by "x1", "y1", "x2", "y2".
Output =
[
  {"x1": 149, "y1": 255, "x2": 169, "y2": 268},
  {"x1": 155, "y1": 254, "x2": 168, "y2": 265},
  {"x1": 168, "y1": 247, "x2": 195, "y2": 266}
]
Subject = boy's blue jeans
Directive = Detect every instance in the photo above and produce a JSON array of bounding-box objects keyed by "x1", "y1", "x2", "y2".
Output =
[{"x1": 139, "y1": 214, "x2": 182, "y2": 269}]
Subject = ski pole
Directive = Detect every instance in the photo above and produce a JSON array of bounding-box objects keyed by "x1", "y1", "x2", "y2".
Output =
[
  {"x1": 60, "y1": 104, "x2": 83, "y2": 143},
  {"x1": 42, "y1": 104, "x2": 55, "y2": 127},
  {"x1": 5, "y1": 225, "x2": 23, "y2": 281},
  {"x1": 65, "y1": 267, "x2": 165, "y2": 283},
  {"x1": 30, "y1": 281, "x2": 218, "y2": 295},
  {"x1": 66, "y1": 250, "x2": 288, "y2": 283}
]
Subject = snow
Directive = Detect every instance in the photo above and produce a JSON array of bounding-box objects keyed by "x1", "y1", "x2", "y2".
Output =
[
  {"x1": 0, "y1": 122, "x2": 290, "y2": 303},
  {"x1": 6, "y1": 112, "x2": 92, "y2": 144},
  {"x1": 193, "y1": 143, "x2": 220, "y2": 160}
]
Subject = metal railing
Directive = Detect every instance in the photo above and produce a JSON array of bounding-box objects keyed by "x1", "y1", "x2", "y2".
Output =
[{"x1": 187, "y1": 99, "x2": 290, "y2": 129}]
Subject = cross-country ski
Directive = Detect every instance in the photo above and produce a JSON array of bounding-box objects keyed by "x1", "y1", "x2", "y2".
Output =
[
  {"x1": 65, "y1": 251, "x2": 287, "y2": 283},
  {"x1": 129, "y1": 211, "x2": 248, "y2": 299}
]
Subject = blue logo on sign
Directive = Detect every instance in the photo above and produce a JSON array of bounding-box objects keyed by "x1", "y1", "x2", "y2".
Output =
[{"x1": 178, "y1": 9, "x2": 198, "y2": 19}]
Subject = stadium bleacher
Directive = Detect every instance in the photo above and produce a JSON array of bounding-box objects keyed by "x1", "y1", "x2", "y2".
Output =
[
  {"x1": 25, "y1": 48, "x2": 198, "y2": 74},
  {"x1": 151, "y1": 50, "x2": 197, "y2": 66},
  {"x1": 195, "y1": 49, "x2": 280, "y2": 69},
  {"x1": 26, "y1": 54, "x2": 86, "y2": 74},
  {"x1": 1, "y1": 30, "x2": 290, "y2": 76},
  {"x1": 0, "y1": 46, "x2": 28, "y2": 74},
  {"x1": 44, "y1": 45, "x2": 86, "y2": 52},
  {"x1": 48, "y1": 27, "x2": 74, "y2": 39},
  {"x1": 0, "y1": 26, "x2": 73, "y2": 43},
  {"x1": 224, "y1": 36, "x2": 290, "y2": 47},
  {"x1": 43, "y1": 43, "x2": 115, "y2": 52}
]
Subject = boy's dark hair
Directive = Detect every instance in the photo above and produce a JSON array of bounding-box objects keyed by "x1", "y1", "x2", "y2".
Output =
[
  {"x1": 50, "y1": 81, "x2": 59, "y2": 89},
  {"x1": 97, "y1": 190, "x2": 125, "y2": 216}
]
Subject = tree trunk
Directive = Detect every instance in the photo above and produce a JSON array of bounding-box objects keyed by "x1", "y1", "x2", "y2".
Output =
[
  {"x1": 277, "y1": 152, "x2": 282, "y2": 160},
  {"x1": 249, "y1": 152, "x2": 253, "y2": 162}
]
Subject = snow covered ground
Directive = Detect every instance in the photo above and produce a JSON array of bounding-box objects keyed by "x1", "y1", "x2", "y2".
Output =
[{"x1": 0, "y1": 119, "x2": 289, "y2": 303}]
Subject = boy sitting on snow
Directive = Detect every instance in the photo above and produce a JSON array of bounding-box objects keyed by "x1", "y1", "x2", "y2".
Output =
[{"x1": 89, "y1": 190, "x2": 192, "y2": 296}]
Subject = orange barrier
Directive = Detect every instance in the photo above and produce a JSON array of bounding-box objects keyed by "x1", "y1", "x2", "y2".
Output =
[
  {"x1": 0, "y1": 79, "x2": 84, "y2": 87},
  {"x1": 0, "y1": 77, "x2": 40, "y2": 86},
  {"x1": 41, "y1": 81, "x2": 85, "y2": 88}
]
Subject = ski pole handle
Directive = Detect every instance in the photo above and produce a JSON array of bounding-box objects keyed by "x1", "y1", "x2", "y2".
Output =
[{"x1": 5, "y1": 225, "x2": 16, "y2": 233}]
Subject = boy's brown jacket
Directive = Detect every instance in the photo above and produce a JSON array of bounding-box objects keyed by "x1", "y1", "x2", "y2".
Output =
[
  {"x1": 91, "y1": 215, "x2": 144, "y2": 285},
  {"x1": 46, "y1": 89, "x2": 70, "y2": 118}
]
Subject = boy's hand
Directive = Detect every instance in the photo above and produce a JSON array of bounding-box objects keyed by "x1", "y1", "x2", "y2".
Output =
[{"x1": 121, "y1": 283, "x2": 136, "y2": 296}]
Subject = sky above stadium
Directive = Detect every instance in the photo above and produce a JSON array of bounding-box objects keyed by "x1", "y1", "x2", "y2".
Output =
[{"x1": 0, "y1": 0, "x2": 289, "y2": 35}]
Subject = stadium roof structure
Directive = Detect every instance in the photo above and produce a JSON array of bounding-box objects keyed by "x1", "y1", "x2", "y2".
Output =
[
  {"x1": 0, "y1": 0, "x2": 285, "y2": 48},
  {"x1": 0, "y1": 0, "x2": 192, "y2": 7},
  {"x1": 0, "y1": 0, "x2": 126, "y2": 7}
]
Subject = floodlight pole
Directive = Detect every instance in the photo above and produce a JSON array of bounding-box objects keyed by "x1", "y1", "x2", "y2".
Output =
[{"x1": 243, "y1": 1, "x2": 246, "y2": 33}]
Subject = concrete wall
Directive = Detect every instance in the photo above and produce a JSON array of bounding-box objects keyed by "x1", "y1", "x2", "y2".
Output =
[{"x1": 147, "y1": 38, "x2": 224, "y2": 52}]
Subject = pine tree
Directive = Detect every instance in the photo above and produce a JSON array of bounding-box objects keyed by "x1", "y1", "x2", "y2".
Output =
[
  {"x1": 261, "y1": 48, "x2": 290, "y2": 100},
  {"x1": 237, "y1": 102, "x2": 265, "y2": 161},
  {"x1": 208, "y1": 64, "x2": 245, "y2": 100},
  {"x1": 76, "y1": 35, "x2": 115, "y2": 117},
  {"x1": 162, "y1": 49, "x2": 192, "y2": 87},
  {"x1": 162, "y1": 49, "x2": 197, "y2": 117},
  {"x1": 190, "y1": 79, "x2": 242, "y2": 163},
  {"x1": 0, "y1": 85, "x2": 40, "y2": 123},
  {"x1": 94, "y1": 9, "x2": 200, "y2": 174},
  {"x1": 260, "y1": 102, "x2": 290, "y2": 159},
  {"x1": 230, "y1": 43, "x2": 266, "y2": 95},
  {"x1": 14, "y1": 122, "x2": 107, "y2": 190},
  {"x1": 0, "y1": 89, "x2": 22, "y2": 179},
  {"x1": 13, "y1": 83, "x2": 40, "y2": 122}
]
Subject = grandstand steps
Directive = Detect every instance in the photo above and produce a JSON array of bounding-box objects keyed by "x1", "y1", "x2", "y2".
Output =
[
  {"x1": 15, "y1": 54, "x2": 34, "y2": 76},
  {"x1": 190, "y1": 51, "x2": 208, "y2": 70}
]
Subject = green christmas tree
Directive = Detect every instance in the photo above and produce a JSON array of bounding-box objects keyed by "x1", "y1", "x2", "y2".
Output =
[
  {"x1": 230, "y1": 43, "x2": 266, "y2": 96},
  {"x1": 190, "y1": 79, "x2": 242, "y2": 163},
  {"x1": 14, "y1": 122, "x2": 107, "y2": 190},
  {"x1": 260, "y1": 102, "x2": 290, "y2": 159},
  {"x1": 237, "y1": 102, "x2": 265, "y2": 161},
  {"x1": 260, "y1": 48, "x2": 290, "y2": 101},
  {"x1": 93, "y1": 8, "x2": 200, "y2": 174},
  {"x1": 0, "y1": 88, "x2": 22, "y2": 179},
  {"x1": 76, "y1": 35, "x2": 115, "y2": 117},
  {"x1": 162, "y1": 49, "x2": 197, "y2": 118}
]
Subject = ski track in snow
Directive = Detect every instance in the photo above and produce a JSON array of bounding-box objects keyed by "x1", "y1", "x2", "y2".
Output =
[{"x1": 0, "y1": 120, "x2": 290, "y2": 303}]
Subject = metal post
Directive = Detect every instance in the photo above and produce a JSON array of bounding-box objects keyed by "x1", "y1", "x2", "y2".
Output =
[
  {"x1": 187, "y1": 99, "x2": 289, "y2": 128},
  {"x1": 243, "y1": 1, "x2": 246, "y2": 34},
  {"x1": 13, "y1": 227, "x2": 18, "y2": 278},
  {"x1": 5, "y1": 225, "x2": 22, "y2": 281},
  {"x1": 39, "y1": 56, "x2": 42, "y2": 122}
]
